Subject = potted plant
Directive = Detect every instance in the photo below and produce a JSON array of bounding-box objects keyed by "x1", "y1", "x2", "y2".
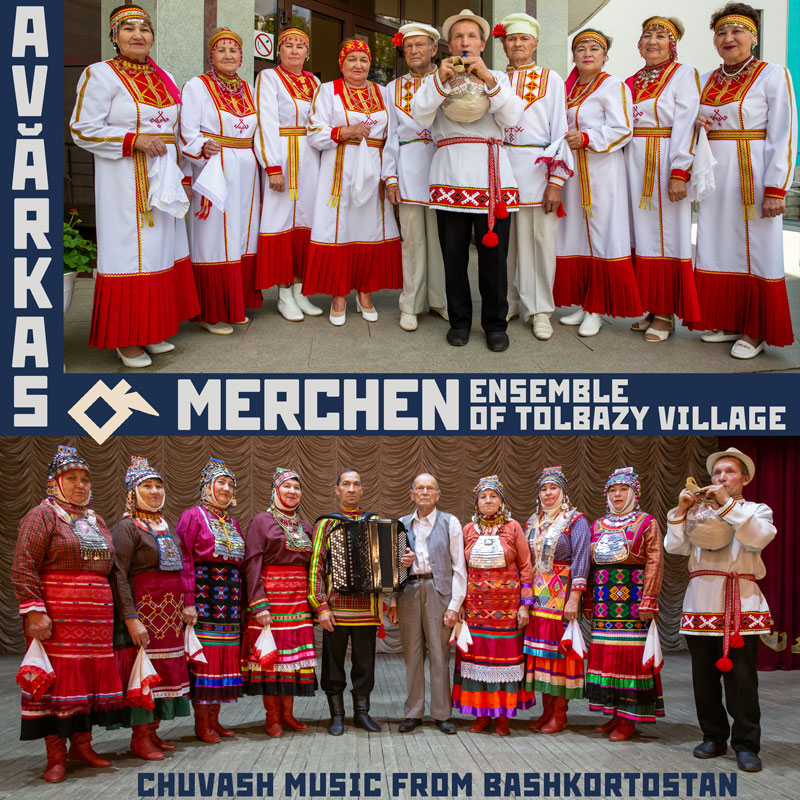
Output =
[{"x1": 63, "y1": 207, "x2": 96, "y2": 315}]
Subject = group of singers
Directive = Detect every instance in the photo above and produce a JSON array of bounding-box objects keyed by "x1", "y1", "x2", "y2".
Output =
[
  {"x1": 70, "y1": 3, "x2": 797, "y2": 363},
  {"x1": 13, "y1": 444, "x2": 775, "y2": 781}
]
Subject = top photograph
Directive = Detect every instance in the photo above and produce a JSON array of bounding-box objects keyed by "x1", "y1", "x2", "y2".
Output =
[{"x1": 62, "y1": 0, "x2": 800, "y2": 375}]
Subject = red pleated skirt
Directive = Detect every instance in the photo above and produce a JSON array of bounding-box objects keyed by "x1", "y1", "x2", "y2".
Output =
[
  {"x1": 192, "y1": 254, "x2": 262, "y2": 324},
  {"x1": 633, "y1": 254, "x2": 702, "y2": 323},
  {"x1": 554, "y1": 254, "x2": 643, "y2": 317},
  {"x1": 303, "y1": 238, "x2": 402, "y2": 296},
  {"x1": 255, "y1": 228, "x2": 311, "y2": 288}
]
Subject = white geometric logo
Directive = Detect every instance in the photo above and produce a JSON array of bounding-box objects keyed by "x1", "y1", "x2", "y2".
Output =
[{"x1": 68, "y1": 380, "x2": 159, "y2": 444}]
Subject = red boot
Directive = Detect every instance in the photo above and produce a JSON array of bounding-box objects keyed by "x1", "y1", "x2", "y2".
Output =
[
  {"x1": 540, "y1": 696, "x2": 568, "y2": 733},
  {"x1": 131, "y1": 725, "x2": 164, "y2": 761},
  {"x1": 468, "y1": 716, "x2": 491, "y2": 733},
  {"x1": 495, "y1": 715, "x2": 510, "y2": 736},
  {"x1": 263, "y1": 696, "x2": 283, "y2": 738},
  {"x1": 596, "y1": 714, "x2": 617, "y2": 734},
  {"x1": 609, "y1": 718, "x2": 636, "y2": 741},
  {"x1": 208, "y1": 704, "x2": 235, "y2": 737},
  {"x1": 67, "y1": 732, "x2": 112, "y2": 767},
  {"x1": 43, "y1": 735, "x2": 67, "y2": 782},
  {"x1": 529, "y1": 693, "x2": 554, "y2": 731},
  {"x1": 280, "y1": 696, "x2": 308, "y2": 731},
  {"x1": 193, "y1": 703, "x2": 221, "y2": 743},
  {"x1": 149, "y1": 719, "x2": 177, "y2": 750}
]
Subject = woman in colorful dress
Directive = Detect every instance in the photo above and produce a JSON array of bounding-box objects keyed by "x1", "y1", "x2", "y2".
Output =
[
  {"x1": 176, "y1": 459, "x2": 244, "y2": 741},
  {"x1": 181, "y1": 29, "x2": 262, "y2": 335},
  {"x1": 241, "y1": 468, "x2": 317, "y2": 737},
  {"x1": 452, "y1": 475, "x2": 534, "y2": 735},
  {"x1": 626, "y1": 16, "x2": 702, "y2": 342},
  {"x1": 12, "y1": 447, "x2": 124, "y2": 783},
  {"x1": 109, "y1": 457, "x2": 194, "y2": 760},
  {"x1": 69, "y1": 4, "x2": 199, "y2": 368},
  {"x1": 254, "y1": 27, "x2": 323, "y2": 322},
  {"x1": 584, "y1": 468, "x2": 664, "y2": 740},
  {"x1": 554, "y1": 30, "x2": 641, "y2": 338},
  {"x1": 523, "y1": 466, "x2": 590, "y2": 733},
  {"x1": 304, "y1": 39, "x2": 402, "y2": 325},
  {"x1": 694, "y1": 3, "x2": 797, "y2": 358}
]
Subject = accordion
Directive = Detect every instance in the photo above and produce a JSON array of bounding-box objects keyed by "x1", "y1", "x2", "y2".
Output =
[{"x1": 318, "y1": 514, "x2": 408, "y2": 594}]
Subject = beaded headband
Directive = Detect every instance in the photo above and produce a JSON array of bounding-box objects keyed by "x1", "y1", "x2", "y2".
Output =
[
  {"x1": 473, "y1": 474, "x2": 505, "y2": 502},
  {"x1": 209, "y1": 29, "x2": 242, "y2": 53},
  {"x1": 643, "y1": 17, "x2": 680, "y2": 42},
  {"x1": 339, "y1": 40, "x2": 371, "y2": 70},
  {"x1": 278, "y1": 27, "x2": 310, "y2": 49},
  {"x1": 572, "y1": 30, "x2": 609, "y2": 51},
  {"x1": 538, "y1": 466, "x2": 568, "y2": 492},
  {"x1": 200, "y1": 457, "x2": 237, "y2": 491},
  {"x1": 47, "y1": 445, "x2": 90, "y2": 491},
  {"x1": 604, "y1": 467, "x2": 641, "y2": 500},
  {"x1": 124, "y1": 455, "x2": 162, "y2": 491},
  {"x1": 109, "y1": 6, "x2": 153, "y2": 32},
  {"x1": 714, "y1": 14, "x2": 758, "y2": 37}
]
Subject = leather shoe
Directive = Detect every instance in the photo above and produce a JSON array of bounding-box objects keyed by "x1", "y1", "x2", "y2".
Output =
[
  {"x1": 328, "y1": 715, "x2": 344, "y2": 736},
  {"x1": 399, "y1": 718, "x2": 422, "y2": 733},
  {"x1": 435, "y1": 719, "x2": 457, "y2": 735},
  {"x1": 486, "y1": 332, "x2": 509, "y2": 352},
  {"x1": 735, "y1": 751, "x2": 762, "y2": 772},
  {"x1": 447, "y1": 328, "x2": 470, "y2": 346},
  {"x1": 693, "y1": 741, "x2": 727, "y2": 759}
]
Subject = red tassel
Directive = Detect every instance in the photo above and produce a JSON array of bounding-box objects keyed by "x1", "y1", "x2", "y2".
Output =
[
  {"x1": 492, "y1": 23, "x2": 506, "y2": 39},
  {"x1": 495, "y1": 200, "x2": 509, "y2": 219},
  {"x1": 392, "y1": 32, "x2": 404, "y2": 47},
  {"x1": 557, "y1": 202, "x2": 566, "y2": 218},
  {"x1": 377, "y1": 624, "x2": 386, "y2": 639},
  {"x1": 730, "y1": 632, "x2": 745, "y2": 649},
  {"x1": 715, "y1": 656, "x2": 734, "y2": 672},
  {"x1": 481, "y1": 230, "x2": 499, "y2": 248}
]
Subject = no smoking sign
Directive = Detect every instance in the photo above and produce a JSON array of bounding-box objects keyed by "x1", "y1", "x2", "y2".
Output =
[{"x1": 254, "y1": 30, "x2": 275, "y2": 59}]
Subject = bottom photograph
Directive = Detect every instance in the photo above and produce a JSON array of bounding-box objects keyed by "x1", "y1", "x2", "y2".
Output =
[{"x1": 0, "y1": 435, "x2": 796, "y2": 800}]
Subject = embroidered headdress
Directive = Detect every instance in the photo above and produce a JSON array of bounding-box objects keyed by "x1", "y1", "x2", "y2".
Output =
[
  {"x1": 339, "y1": 40, "x2": 371, "y2": 70},
  {"x1": 109, "y1": 5, "x2": 153, "y2": 36},
  {"x1": 47, "y1": 446, "x2": 90, "y2": 500},
  {"x1": 278, "y1": 27, "x2": 310, "y2": 49},
  {"x1": 604, "y1": 467, "x2": 641, "y2": 502},
  {"x1": 473, "y1": 474, "x2": 505, "y2": 501},
  {"x1": 714, "y1": 14, "x2": 758, "y2": 39},
  {"x1": 272, "y1": 467, "x2": 301, "y2": 490},
  {"x1": 572, "y1": 29, "x2": 610, "y2": 51},
  {"x1": 472, "y1": 474, "x2": 510, "y2": 529},
  {"x1": 200, "y1": 457, "x2": 237, "y2": 491},
  {"x1": 537, "y1": 465, "x2": 568, "y2": 492},
  {"x1": 642, "y1": 16, "x2": 683, "y2": 60},
  {"x1": 124, "y1": 455, "x2": 162, "y2": 492},
  {"x1": 209, "y1": 28, "x2": 242, "y2": 53}
]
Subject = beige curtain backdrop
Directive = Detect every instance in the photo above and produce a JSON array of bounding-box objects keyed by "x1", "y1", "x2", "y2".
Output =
[{"x1": 0, "y1": 435, "x2": 718, "y2": 654}]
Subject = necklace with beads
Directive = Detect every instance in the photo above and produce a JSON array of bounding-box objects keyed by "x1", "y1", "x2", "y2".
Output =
[
  {"x1": 114, "y1": 54, "x2": 154, "y2": 76},
  {"x1": 601, "y1": 509, "x2": 640, "y2": 528},
  {"x1": 210, "y1": 67, "x2": 243, "y2": 98},
  {"x1": 568, "y1": 73, "x2": 602, "y2": 105},
  {"x1": 714, "y1": 56, "x2": 756, "y2": 85},
  {"x1": 271, "y1": 504, "x2": 312, "y2": 551},
  {"x1": 634, "y1": 59, "x2": 672, "y2": 91},
  {"x1": 132, "y1": 507, "x2": 164, "y2": 523}
]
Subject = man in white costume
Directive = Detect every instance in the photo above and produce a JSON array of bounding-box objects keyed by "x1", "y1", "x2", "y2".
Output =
[
  {"x1": 384, "y1": 23, "x2": 448, "y2": 333},
  {"x1": 665, "y1": 447, "x2": 775, "y2": 773},
  {"x1": 412, "y1": 9, "x2": 524, "y2": 352},
  {"x1": 497, "y1": 13, "x2": 572, "y2": 341}
]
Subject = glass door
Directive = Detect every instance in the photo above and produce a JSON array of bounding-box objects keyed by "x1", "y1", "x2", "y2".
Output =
[{"x1": 290, "y1": 5, "x2": 344, "y2": 83}]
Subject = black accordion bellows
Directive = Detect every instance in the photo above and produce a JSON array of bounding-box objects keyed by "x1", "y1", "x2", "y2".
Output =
[{"x1": 317, "y1": 514, "x2": 408, "y2": 593}]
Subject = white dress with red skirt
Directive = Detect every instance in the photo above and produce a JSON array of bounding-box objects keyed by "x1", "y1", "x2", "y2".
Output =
[
  {"x1": 180, "y1": 72, "x2": 263, "y2": 323},
  {"x1": 554, "y1": 73, "x2": 641, "y2": 317},
  {"x1": 304, "y1": 79, "x2": 402, "y2": 296},
  {"x1": 254, "y1": 66, "x2": 320, "y2": 288},
  {"x1": 70, "y1": 57, "x2": 199, "y2": 348}
]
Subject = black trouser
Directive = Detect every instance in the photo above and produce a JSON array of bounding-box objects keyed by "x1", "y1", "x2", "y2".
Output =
[
  {"x1": 435, "y1": 210, "x2": 510, "y2": 334},
  {"x1": 685, "y1": 634, "x2": 761, "y2": 753},
  {"x1": 321, "y1": 625, "x2": 378, "y2": 699}
]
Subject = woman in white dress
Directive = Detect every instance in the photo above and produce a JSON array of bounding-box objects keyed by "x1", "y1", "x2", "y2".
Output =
[
  {"x1": 554, "y1": 30, "x2": 641, "y2": 338},
  {"x1": 254, "y1": 28, "x2": 323, "y2": 322},
  {"x1": 694, "y1": 3, "x2": 797, "y2": 359},
  {"x1": 70, "y1": 4, "x2": 199, "y2": 367},
  {"x1": 304, "y1": 40, "x2": 402, "y2": 325},
  {"x1": 626, "y1": 16, "x2": 702, "y2": 342},
  {"x1": 181, "y1": 28, "x2": 263, "y2": 336}
]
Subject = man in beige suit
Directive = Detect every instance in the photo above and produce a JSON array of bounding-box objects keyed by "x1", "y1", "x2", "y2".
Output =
[{"x1": 387, "y1": 473, "x2": 467, "y2": 734}]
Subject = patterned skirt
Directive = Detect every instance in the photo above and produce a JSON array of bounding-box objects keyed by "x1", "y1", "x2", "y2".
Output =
[
  {"x1": 21, "y1": 571, "x2": 124, "y2": 740},
  {"x1": 241, "y1": 566, "x2": 317, "y2": 697},
  {"x1": 452, "y1": 566, "x2": 534, "y2": 718},
  {"x1": 190, "y1": 561, "x2": 243, "y2": 703},
  {"x1": 523, "y1": 562, "x2": 584, "y2": 698},
  {"x1": 114, "y1": 569, "x2": 191, "y2": 723},
  {"x1": 585, "y1": 565, "x2": 665, "y2": 722}
]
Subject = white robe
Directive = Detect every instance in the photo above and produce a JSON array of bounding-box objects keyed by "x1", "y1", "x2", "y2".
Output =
[
  {"x1": 70, "y1": 59, "x2": 198, "y2": 348},
  {"x1": 254, "y1": 66, "x2": 320, "y2": 286},
  {"x1": 626, "y1": 62, "x2": 701, "y2": 322},
  {"x1": 694, "y1": 61, "x2": 797, "y2": 345},
  {"x1": 665, "y1": 498, "x2": 774, "y2": 636},
  {"x1": 554, "y1": 73, "x2": 642, "y2": 317},
  {"x1": 303, "y1": 80, "x2": 401, "y2": 296},
  {"x1": 180, "y1": 73, "x2": 261, "y2": 321}
]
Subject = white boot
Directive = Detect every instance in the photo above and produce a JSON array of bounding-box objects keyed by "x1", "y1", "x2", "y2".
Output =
[
  {"x1": 277, "y1": 287, "x2": 304, "y2": 321},
  {"x1": 560, "y1": 308, "x2": 586, "y2": 326},
  {"x1": 293, "y1": 283, "x2": 323, "y2": 316},
  {"x1": 578, "y1": 312, "x2": 603, "y2": 337}
]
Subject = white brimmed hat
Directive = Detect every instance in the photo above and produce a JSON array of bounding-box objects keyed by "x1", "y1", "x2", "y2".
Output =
[
  {"x1": 396, "y1": 21, "x2": 441, "y2": 43},
  {"x1": 442, "y1": 8, "x2": 491, "y2": 42},
  {"x1": 706, "y1": 447, "x2": 755, "y2": 479}
]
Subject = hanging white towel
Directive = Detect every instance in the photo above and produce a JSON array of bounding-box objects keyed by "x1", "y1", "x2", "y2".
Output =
[
  {"x1": 147, "y1": 153, "x2": 191, "y2": 217},
  {"x1": 16, "y1": 638, "x2": 56, "y2": 700}
]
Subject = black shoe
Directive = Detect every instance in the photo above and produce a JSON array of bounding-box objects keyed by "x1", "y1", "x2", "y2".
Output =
[
  {"x1": 352, "y1": 695, "x2": 382, "y2": 732},
  {"x1": 447, "y1": 328, "x2": 470, "y2": 346},
  {"x1": 328, "y1": 715, "x2": 344, "y2": 736},
  {"x1": 399, "y1": 718, "x2": 422, "y2": 733},
  {"x1": 435, "y1": 719, "x2": 457, "y2": 735},
  {"x1": 736, "y1": 751, "x2": 762, "y2": 772},
  {"x1": 693, "y1": 741, "x2": 727, "y2": 759},
  {"x1": 486, "y1": 332, "x2": 509, "y2": 352}
]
